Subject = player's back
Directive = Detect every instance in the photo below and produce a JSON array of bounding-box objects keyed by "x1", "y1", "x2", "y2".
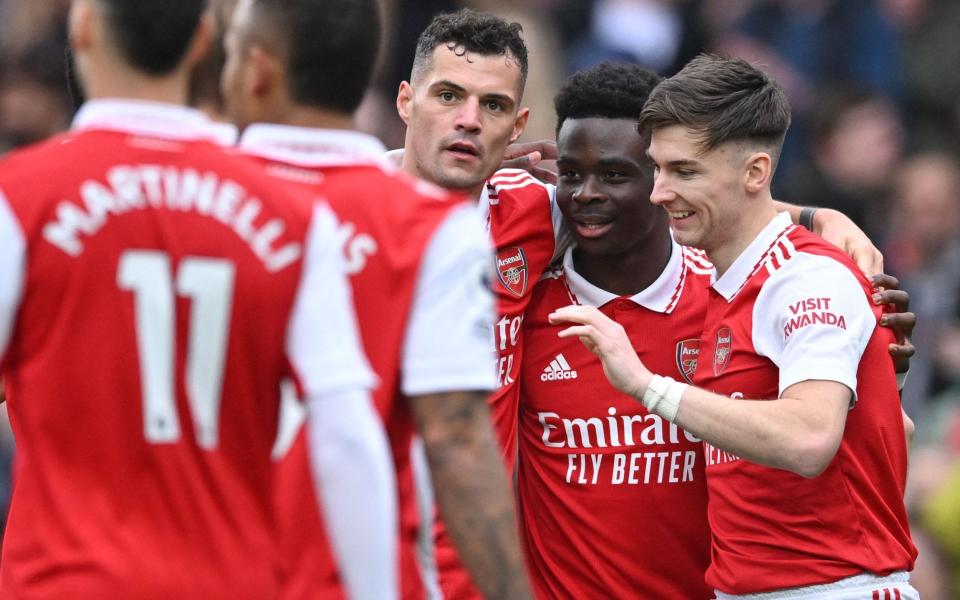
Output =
[
  {"x1": 240, "y1": 125, "x2": 483, "y2": 600},
  {"x1": 0, "y1": 103, "x2": 317, "y2": 599}
]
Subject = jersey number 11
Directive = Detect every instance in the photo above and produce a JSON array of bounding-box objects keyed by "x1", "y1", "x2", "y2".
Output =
[{"x1": 118, "y1": 250, "x2": 235, "y2": 449}]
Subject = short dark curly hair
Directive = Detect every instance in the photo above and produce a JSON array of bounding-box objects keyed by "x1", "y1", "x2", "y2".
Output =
[
  {"x1": 554, "y1": 62, "x2": 662, "y2": 136},
  {"x1": 411, "y1": 9, "x2": 528, "y2": 96}
]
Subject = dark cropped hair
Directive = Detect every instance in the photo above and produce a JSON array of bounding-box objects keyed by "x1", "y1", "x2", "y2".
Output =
[
  {"x1": 99, "y1": 0, "x2": 208, "y2": 75},
  {"x1": 250, "y1": 0, "x2": 381, "y2": 113},
  {"x1": 639, "y1": 54, "x2": 791, "y2": 163},
  {"x1": 412, "y1": 9, "x2": 528, "y2": 96},
  {"x1": 554, "y1": 62, "x2": 662, "y2": 136}
]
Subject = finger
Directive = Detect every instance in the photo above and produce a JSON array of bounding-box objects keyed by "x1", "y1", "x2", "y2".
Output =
[
  {"x1": 889, "y1": 343, "x2": 916, "y2": 358},
  {"x1": 870, "y1": 273, "x2": 900, "y2": 291},
  {"x1": 503, "y1": 140, "x2": 556, "y2": 161},
  {"x1": 501, "y1": 151, "x2": 541, "y2": 171},
  {"x1": 530, "y1": 166, "x2": 558, "y2": 185},
  {"x1": 874, "y1": 289, "x2": 910, "y2": 311},
  {"x1": 879, "y1": 312, "x2": 917, "y2": 329},
  {"x1": 556, "y1": 324, "x2": 598, "y2": 340},
  {"x1": 549, "y1": 305, "x2": 600, "y2": 325}
]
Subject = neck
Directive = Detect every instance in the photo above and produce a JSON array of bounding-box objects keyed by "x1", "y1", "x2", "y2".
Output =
[
  {"x1": 572, "y1": 226, "x2": 673, "y2": 296},
  {"x1": 81, "y1": 57, "x2": 189, "y2": 106},
  {"x1": 708, "y1": 194, "x2": 779, "y2": 276}
]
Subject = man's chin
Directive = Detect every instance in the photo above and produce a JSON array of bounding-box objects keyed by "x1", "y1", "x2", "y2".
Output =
[{"x1": 431, "y1": 167, "x2": 487, "y2": 194}]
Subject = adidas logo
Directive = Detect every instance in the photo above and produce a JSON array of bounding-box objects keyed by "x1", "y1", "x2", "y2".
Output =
[{"x1": 541, "y1": 353, "x2": 578, "y2": 381}]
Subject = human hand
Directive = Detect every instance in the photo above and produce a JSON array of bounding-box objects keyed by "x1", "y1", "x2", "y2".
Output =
[
  {"x1": 871, "y1": 273, "x2": 916, "y2": 375},
  {"x1": 501, "y1": 140, "x2": 557, "y2": 184},
  {"x1": 548, "y1": 305, "x2": 650, "y2": 398}
]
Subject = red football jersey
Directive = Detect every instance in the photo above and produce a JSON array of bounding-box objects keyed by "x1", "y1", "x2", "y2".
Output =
[
  {"x1": 0, "y1": 100, "x2": 373, "y2": 599},
  {"x1": 238, "y1": 124, "x2": 496, "y2": 600},
  {"x1": 694, "y1": 213, "x2": 916, "y2": 594},
  {"x1": 517, "y1": 243, "x2": 714, "y2": 600},
  {"x1": 433, "y1": 170, "x2": 563, "y2": 599}
]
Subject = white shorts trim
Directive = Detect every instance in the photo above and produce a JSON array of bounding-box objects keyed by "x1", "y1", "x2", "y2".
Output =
[{"x1": 714, "y1": 572, "x2": 918, "y2": 600}]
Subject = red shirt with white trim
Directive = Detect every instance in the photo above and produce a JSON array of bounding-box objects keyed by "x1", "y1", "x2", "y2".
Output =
[
  {"x1": 433, "y1": 170, "x2": 564, "y2": 599},
  {"x1": 0, "y1": 100, "x2": 374, "y2": 599},
  {"x1": 238, "y1": 124, "x2": 496, "y2": 600},
  {"x1": 695, "y1": 212, "x2": 916, "y2": 594},
  {"x1": 517, "y1": 243, "x2": 714, "y2": 600}
]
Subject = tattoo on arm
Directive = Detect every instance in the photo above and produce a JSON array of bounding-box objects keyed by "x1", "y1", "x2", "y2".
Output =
[{"x1": 411, "y1": 390, "x2": 531, "y2": 600}]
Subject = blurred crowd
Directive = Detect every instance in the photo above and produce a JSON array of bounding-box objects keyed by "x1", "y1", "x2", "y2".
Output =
[{"x1": 1, "y1": 0, "x2": 959, "y2": 597}]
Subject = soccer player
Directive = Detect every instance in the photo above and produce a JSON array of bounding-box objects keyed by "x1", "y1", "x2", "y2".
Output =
[
  {"x1": 0, "y1": 1, "x2": 394, "y2": 598},
  {"x1": 219, "y1": 1, "x2": 531, "y2": 599},
  {"x1": 553, "y1": 55, "x2": 918, "y2": 598},
  {"x1": 394, "y1": 11, "x2": 562, "y2": 598},
  {"x1": 517, "y1": 62, "x2": 713, "y2": 599}
]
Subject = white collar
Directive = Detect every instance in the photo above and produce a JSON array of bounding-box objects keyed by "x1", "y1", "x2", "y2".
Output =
[
  {"x1": 72, "y1": 98, "x2": 219, "y2": 141},
  {"x1": 711, "y1": 211, "x2": 795, "y2": 301},
  {"x1": 563, "y1": 234, "x2": 685, "y2": 313},
  {"x1": 239, "y1": 123, "x2": 387, "y2": 167}
]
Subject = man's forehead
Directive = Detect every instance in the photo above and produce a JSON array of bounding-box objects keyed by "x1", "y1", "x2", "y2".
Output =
[{"x1": 419, "y1": 44, "x2": 522, "y2": 97}]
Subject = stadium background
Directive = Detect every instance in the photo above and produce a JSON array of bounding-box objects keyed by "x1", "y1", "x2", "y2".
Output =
[{"x1": 0, "y1": 0, "x2": 958, "y2": 596}]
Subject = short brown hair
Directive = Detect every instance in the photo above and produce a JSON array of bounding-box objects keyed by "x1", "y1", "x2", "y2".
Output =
[{"x1": 639, "y1": 54, "x2": 791, "y2": 163}]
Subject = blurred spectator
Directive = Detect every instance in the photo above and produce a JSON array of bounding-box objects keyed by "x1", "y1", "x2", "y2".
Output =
[
  {"x1": 710, "y1": 0, "x2": 903, "y2": 175},
  {"x1": 785, "y1": 86, "x2": 905, "y2": 239},
  {"x1": 883, "y1": 0, "x2": 960, "y2": 155},
  {"x1": 0, "y1": 40, "x2": 71, "y2": 153},
  {"x1": 561, "y1": 0, "x2": 707, "y2": 76},
  {"x1": 884, "y1": 153, "x2": 960, "y2": 418}
]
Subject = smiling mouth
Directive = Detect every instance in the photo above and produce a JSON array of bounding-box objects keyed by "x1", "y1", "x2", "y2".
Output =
[
  {"x1": 572, "y1": 218, "x2": 614, "y2": 239},
  {"x1": 669, "y1": 210, "x2": 695, "y2": 220}
]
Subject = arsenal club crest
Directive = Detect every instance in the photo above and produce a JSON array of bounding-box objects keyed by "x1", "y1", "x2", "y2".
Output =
[
  {"x1": 675, "y1": 339, "x2": 701, "y2": 384},
  {"x1": 496, "y1": 246, "x2": 528, "y2": 297},
  {"x1": 713, "y1": 327, "x2": 732, "y2": 376}
]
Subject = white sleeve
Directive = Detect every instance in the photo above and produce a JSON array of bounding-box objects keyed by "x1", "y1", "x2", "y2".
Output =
[
  {"x1": 401, "y1": 203, "x2": 496, "y2": 396},
  {"x1": 753, "y1": 253, "x2": 876, "y2": 399},
  {"x1": 547, "y1": 183, "x2": 572, "y2": 263},
  {"x1": 306, "y1": 387, "x2": 398, "y2": 600},
  {"x1": 286, "y1": 202, "x2": 376, "y2": 395},
  {"x1": 0, "y1": 189, "x2": 25, "y2": 364}
]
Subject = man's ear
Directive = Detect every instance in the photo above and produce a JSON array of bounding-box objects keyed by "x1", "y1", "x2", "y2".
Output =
[
  {"x1": 185, "y1": 11, "x2": 215, "y2": 69},
  {"x1": 68, "y1": 0, "x2": 95, "y2": 53},
  {"x1": 247, "y1": 44, "x2": 283, "y2": 100},
  {"x1": 509, "y1": 107, "x2": 530, "y2": 144},
  {"x1": 396, "y1": 81, "x2": 414, "y2": 126},
  {"x1": 744, "y1": 151, "x2": 774, "y2": 194}
]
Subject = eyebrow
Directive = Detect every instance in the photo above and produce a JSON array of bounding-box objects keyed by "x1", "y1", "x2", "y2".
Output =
[
  {"x1": 645, "y1": 151, "x2": 701, "y2": 169},
  {"x1": 430, "y1": 80, "x2": 467, "y2": 94}
]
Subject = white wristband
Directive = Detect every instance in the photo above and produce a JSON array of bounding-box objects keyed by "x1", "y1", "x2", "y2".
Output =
[
  {"x1": 640, "y1": 375, "x2": 688, "y2": 422},
  {"x1": 896, "y1": 370, "x2": 908, "y2": 391}
]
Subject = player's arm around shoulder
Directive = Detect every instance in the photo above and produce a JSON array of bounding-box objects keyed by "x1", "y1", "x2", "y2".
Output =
[{"x1": 773, "y1": 200, "x2": 883, "y2": 276}]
